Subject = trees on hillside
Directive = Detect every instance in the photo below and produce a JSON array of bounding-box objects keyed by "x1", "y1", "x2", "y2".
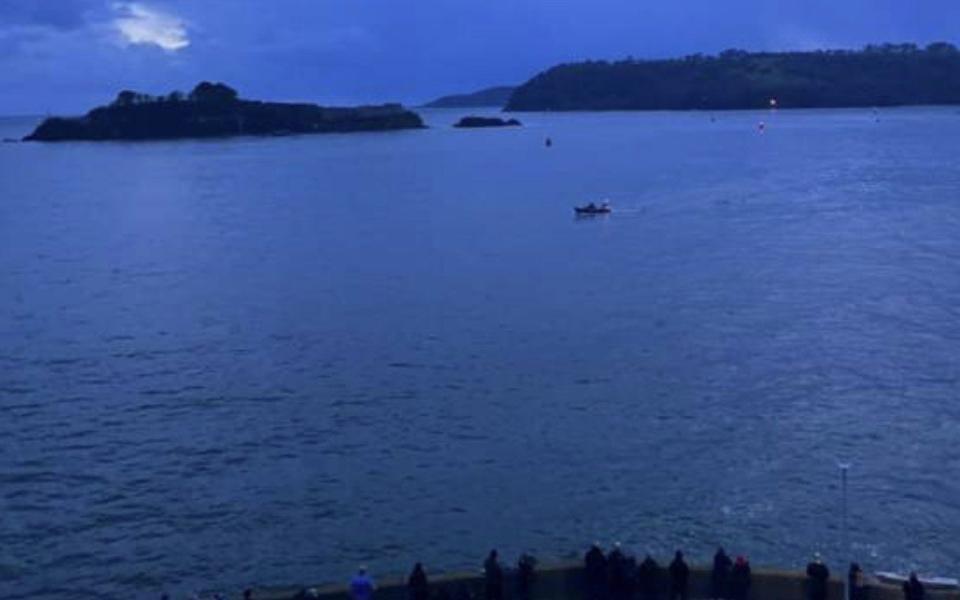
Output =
[{"x1": 506, "y1": 43, "x2": 960, "y2": 111}]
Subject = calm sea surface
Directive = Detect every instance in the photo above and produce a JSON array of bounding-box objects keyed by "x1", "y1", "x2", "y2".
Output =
[{"x1": 2, "y1": 108, "x2": 960, "y2": 600}]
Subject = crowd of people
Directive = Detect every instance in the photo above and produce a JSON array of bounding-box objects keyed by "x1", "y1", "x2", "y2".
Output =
[
  {"x1": 583, "y1": 544, "x2": 753, "y2": 600},
  {"x1": 160, "y1": 545, "x2": 935, "y2": 600}
]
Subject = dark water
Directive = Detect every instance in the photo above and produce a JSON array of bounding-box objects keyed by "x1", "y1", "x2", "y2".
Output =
[{"x1": 2, "y1": 107, "x2": 960, "y2": 599}]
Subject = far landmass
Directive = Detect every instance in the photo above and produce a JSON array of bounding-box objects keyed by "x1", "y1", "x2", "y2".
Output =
[
  {"x1": 453, "y1": 116, "x2": 522, "y2": 128},
  {"x1": 24, "y1": 82, "x2": 425, "y2": 142},
  {"x1": 424, "y1": 86, "x2": 516, "y2": 108},
  {"x1": 506, "y1": 42, "x2": 960, "y2": 111}
]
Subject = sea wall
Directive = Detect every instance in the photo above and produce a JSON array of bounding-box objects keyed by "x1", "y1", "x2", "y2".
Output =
[{"x1": 252, "y1": 563, "x2": 960, "y2": 600}]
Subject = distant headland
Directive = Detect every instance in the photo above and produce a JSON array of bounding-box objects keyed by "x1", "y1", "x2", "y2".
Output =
[
  {"x1": 24, "y1": 82, "x2": 425, "y2": 142},
  {"x1": 506, "y1": 42, "x2": 960, "y2": 111},
  {"x1": 425, "y1": 86, "x2": 516, "y2": 108}
]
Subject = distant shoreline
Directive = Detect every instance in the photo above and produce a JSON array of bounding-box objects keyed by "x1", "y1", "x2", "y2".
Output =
[
  {"x1": 506, "y1": 44, "x2": 960, "y2": 112},
  {"x1": 503, "y1": 102, "x2": 960, "y2": 114}
]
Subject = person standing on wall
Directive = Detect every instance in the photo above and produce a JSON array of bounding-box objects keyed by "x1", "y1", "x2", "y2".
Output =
[
  {"x1": 408, "y1": 563, "x2": 429, "y2": 600},
  {"x1": 484, "y1": 550, "x2": 505, "y2": 600},
  {"x1": 669, "y1": 551, "x2": 689, "y2": 600},
  {"x1": 637, "y1": 554, "x2": 661, "y2": 600},
  {"x1": 848, "y1": 563, "x2": 865, "y2": 600},
  {"x1": 517, "y1": 553, "x2": 538, "y2": 600},
  {"x1": 712, "y1": 548, "x2": 732, "y2": 600},
  {"x1": 584, "y1": 543, "x2": 608, "y2": 600},
  {"x1": 351, "y1": 566, "x2": 376, "y2": 600},
  {"x1": 608, "y1": 543, "x2": 628, "y2": 600},
  {"x1": 806, "y1": 554, "x2": 830, "y2": 600},
  {"x1": 903, "y1": 572, "x2": 925, "y2": 600},
  {"x1": 729, "y1": 556, "x2": 751, "y2": 600}
]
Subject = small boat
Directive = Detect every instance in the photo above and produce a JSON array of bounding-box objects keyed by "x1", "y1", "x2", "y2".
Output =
[
  {"x1": 876, "y1": 572, "x2": 959, "y2": 590},
  {"x1": 574, "y1": 201, "x2": 611, "y2": 215}
]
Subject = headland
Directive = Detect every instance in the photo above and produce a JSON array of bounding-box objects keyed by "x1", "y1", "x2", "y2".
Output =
[
  {"x1": 425, "y1": 86, "x2": 517, "y2": 108},
  {"x1": 506, "y1": 43, "x2": 960, "y2": 111}
]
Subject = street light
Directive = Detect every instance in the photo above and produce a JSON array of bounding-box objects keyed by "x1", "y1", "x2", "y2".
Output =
[{"x1": 839, "y1": 463, "x2": 851, "y2": 600}]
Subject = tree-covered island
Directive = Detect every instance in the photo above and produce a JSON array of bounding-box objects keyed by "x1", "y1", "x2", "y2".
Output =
[{"x1": 24, "y1": 82, "x2": 425, "y2": 141}]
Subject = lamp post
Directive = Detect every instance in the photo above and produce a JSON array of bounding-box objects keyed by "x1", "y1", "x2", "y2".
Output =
[{"x1": 839, "y1": 463, "x2": 851, "y2": 600}]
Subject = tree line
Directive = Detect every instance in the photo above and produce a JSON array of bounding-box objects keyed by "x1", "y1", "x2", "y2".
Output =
[{"x1": 505, "y1": 42, "x2": 960, "y2": 111}]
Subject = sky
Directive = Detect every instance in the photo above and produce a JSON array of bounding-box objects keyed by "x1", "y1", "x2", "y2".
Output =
[{"x1": 1, "y1": 0, "x2": 959, "y2": 114}]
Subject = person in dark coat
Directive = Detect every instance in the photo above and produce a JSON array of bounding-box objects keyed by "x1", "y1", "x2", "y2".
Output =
[
  {"x1": 637, "y1": 554, "x2": 661, "y2": 600},
  {"x1": 903, "y1": 573, "x2": 925, "y2": 600},
  {"x1": 729, "y1": 556, "x2": 751, "y2": 600},
  {"x1": 848, "y1": 563, "x2": 864, "y2": 600},
  {"x1": 517, "y1": 553, "x2": 537, "y2": 600},
  {"x1": 712, "y1": 548, "x2": 732, "y2": 600},
  {"x1": 484, "y1": 550, "x2": 504, "y2": 600},
  {"x1": 584, "y1": 543, "x2": 608, "y2": 600},
  {"x1": 624, "y1": 554, "x2": 639, "y2": 600},
  {"x1": 806, "y1": 554, "x2": 830, "y2": 600},
  {"x1": 408, "y1": 563, "x2": 429, "y2": 600},
  {"x1": 669, "y1": 551, "x2": 690, "y2": 600},
  {"x1": 608, "y1": 543, "x2": 629, "y2": 600}
]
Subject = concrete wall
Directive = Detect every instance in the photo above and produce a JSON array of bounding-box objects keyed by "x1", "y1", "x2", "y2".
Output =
[{"x1": 253, "y1": 563, "x2": 959, "y2": 600}]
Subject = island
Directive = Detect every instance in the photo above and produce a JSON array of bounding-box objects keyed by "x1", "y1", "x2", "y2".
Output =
[
  {"x1": 453, "y1": 116, "x2": 522, "y2": 128},
  {"x1": 424, "y1": 85, "x2": 516, "y2": 108},
  {"x1": 505, "y1": 42, "x2": 960, "y2": 111},
  {"x1": 24, "y1": 82, "x2": 425, "y2": 142}
]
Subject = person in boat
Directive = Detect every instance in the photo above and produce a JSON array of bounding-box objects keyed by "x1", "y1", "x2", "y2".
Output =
[
  {"x1": 484, "y1": 550, "x2": 504, "y2": 600},
  {"x1": 669, "y1": 551, "x2": 690, "y2": 600},
  {"x1": 806, "y1": 553, "x2": 830, "y2": 600},
  {"x1": 584, "y1": 543, "x2": 607, "y2": 600},
  {"x1": 903, "y1": 573, "x2": 925, "y2": 600},
  {"x1": 848, "y1": 564, "x2": 865, "y2": 600},
  {"x1": 408, "y1": 563, "x2": 429, "y2": 600},
  {"x1": 712, "y1": 548, "x2": 732, "y2": 600},
  {"x1": 586, "y1": 202, "x2": 597, "y2": 210}
]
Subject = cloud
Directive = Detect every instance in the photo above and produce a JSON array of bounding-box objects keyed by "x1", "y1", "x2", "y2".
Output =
[{"x1": 112, "y1": 2, "x2": 189, "y2": 51}]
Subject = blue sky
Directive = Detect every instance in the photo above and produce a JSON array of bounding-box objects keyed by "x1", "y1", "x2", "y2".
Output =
[{"x1": 1, "y1": 0, "x2": 959, "y2": 114}]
